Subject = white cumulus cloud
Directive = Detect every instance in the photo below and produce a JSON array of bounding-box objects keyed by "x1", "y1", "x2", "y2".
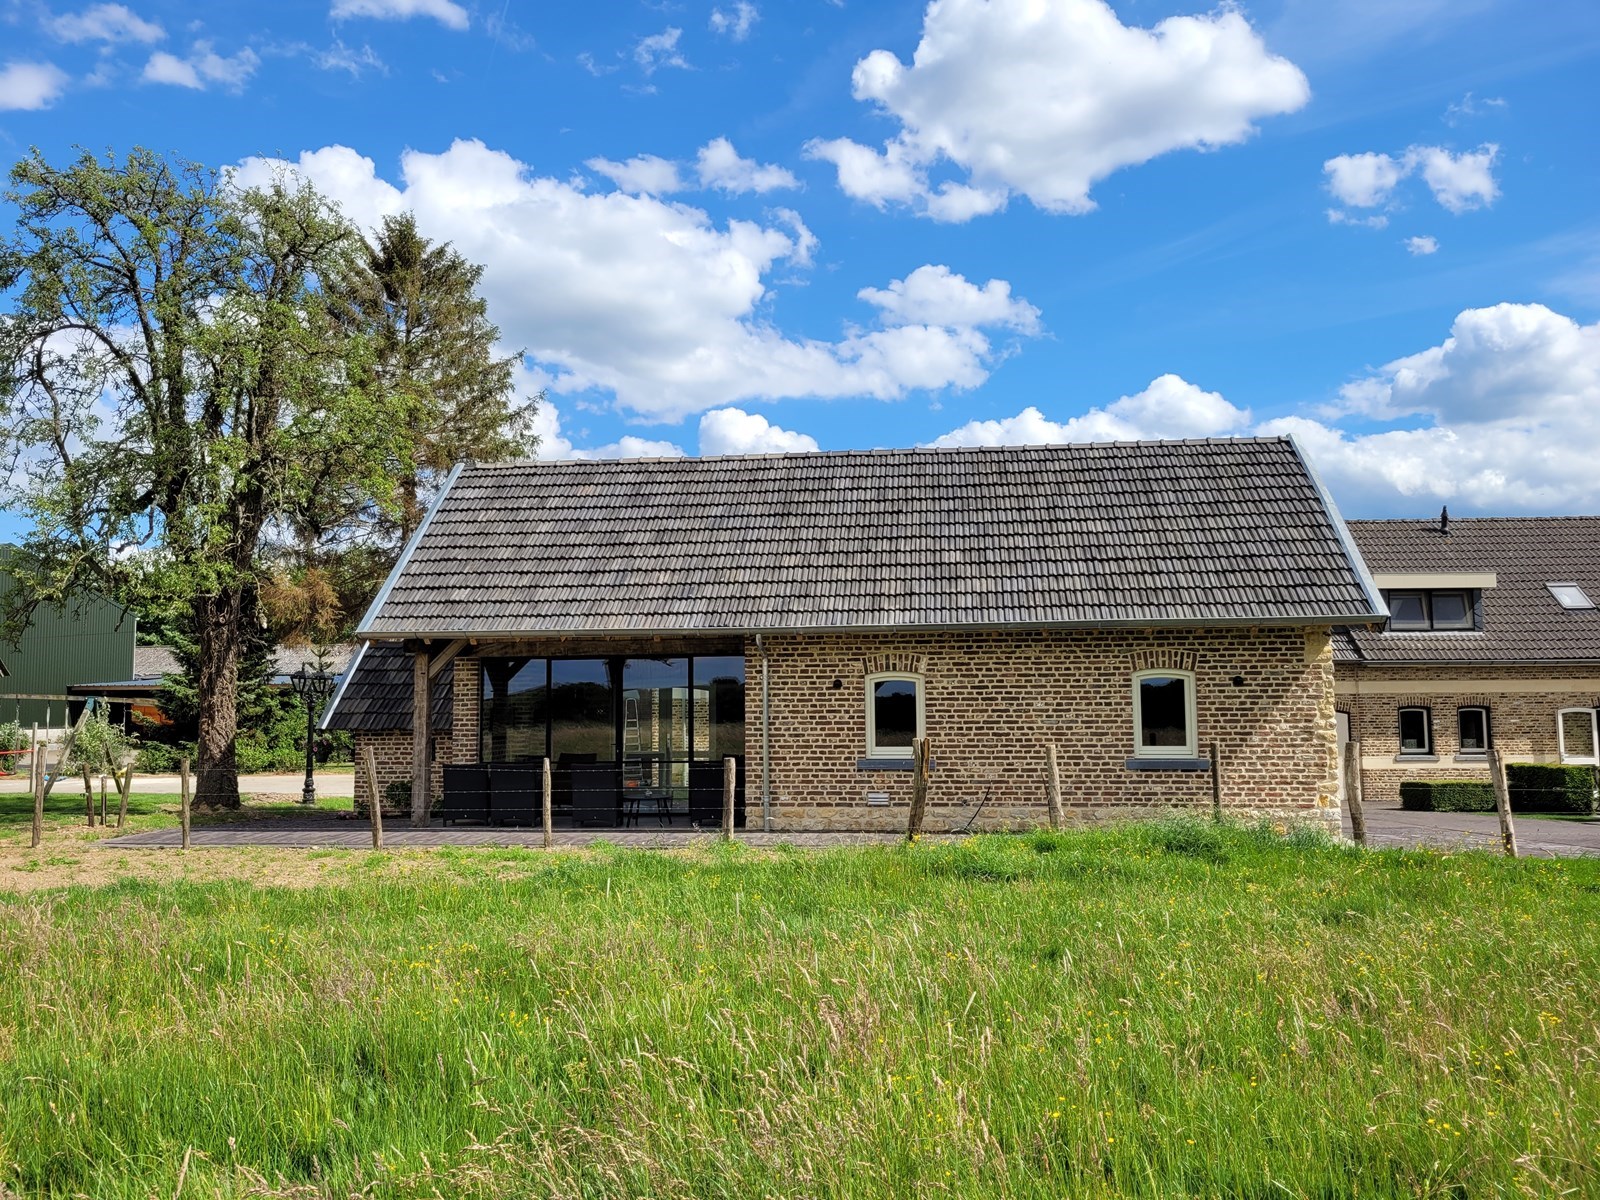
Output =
[
  {"x1": 142, "y1": 43, "x2": 258, "y2": 91},
  {"x1": 585, "y1": 153, "x2": 684, "y2": 195},
  {"x1": 231, "y1": 141, "x2": 1041, "y2": 423},
  {"x1": 330, "y1": 0, "x2": 468, "y2": 30},
  {"x1": 710, "y1": 2, "x2": 758, "y2": 41},
  {"x1": 635, "y1": 27, "x2": 688, "y2": 74},
  {"x1": 806, "y1": 0, "x2": 1309, "y2": 221},
  {"x1": 929, "y1": 374, "x2": 1250, "y2": 447},
  {"x1": 0, "y1": 61, "x2": 69, "y2": 110},
  {"x1": 48, "y1": 4, "x2": 164, "y2": 43},
  {"x1": 1324, "y1": 143, "x2": 1499, "y2": 225},
  {"x1": 695, "y1": 138, "x2": 797, "y2": 194},
  {"x1": 1405, "y1": 235, "x2": 1439, "y2": 256},
  {"x1": 699, "y1": 408, "x2": 819, "y2": 456}
]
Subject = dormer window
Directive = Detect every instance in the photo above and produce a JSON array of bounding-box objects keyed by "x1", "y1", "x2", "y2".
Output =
[
  {"x1": 1548, "y1": 583, "x2": 1595, "y2": 610},
  {"x1": 1385, "y1": 589, "x2": 1475, "y2": 631}
]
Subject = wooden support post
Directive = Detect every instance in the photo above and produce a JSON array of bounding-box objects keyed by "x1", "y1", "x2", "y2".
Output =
[
  {"x1": 1342, "y1": 738, "x2": 1367, "y2": 847},
  {"x1": 82, "y1": 764, "x2": 95, "y2": 827},
  {"x1": 1488, "y1": 747, "x2": 1519, "y2": 859},
  {"x1": 412, "y1": 649, "x2": 431, "y2": 829},
  {"x1": 1045, "y1": 744, "x2": 1064, "y2": 831},
  {"x1": 362, "y1": 745, "x2": 383, "y2": 850},
  {"x1": 116, "y1": 765, "x2": 133, "y2": 830},
  {"x1": 1209, "y1": 741, "x2": 1222, "y2": 823},
  {"x1": 722, "y1": 756, "x2": 736, "y2": 841},
  {"x1": 180, "y1": 757, "x2": 191, "y2": 851},
  {"x1": 98, "y1": 774, "x2": 108, "y2": 826},
  {"x1": 906, "y1": 738, "x2": 930, "y2": 842},
  {"x1": 542, "y1": 756, "x2": 554, "y2": 850},
  {"x1": 30, "y1": 724, "x2": 43, "y2": 849}
]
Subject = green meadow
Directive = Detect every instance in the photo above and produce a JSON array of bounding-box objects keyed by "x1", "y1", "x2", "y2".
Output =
[{"x1": 1, "y1": 821, "x2": 1597, "y2": 1198}]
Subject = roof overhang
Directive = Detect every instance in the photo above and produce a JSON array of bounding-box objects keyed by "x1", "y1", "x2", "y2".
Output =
[
  {"x1": 1370, "y1": 571, "x2": 1498, "y2": 590},
  {"x1": 360, "y1": 612, "x2": 1386, "y2": 642}
]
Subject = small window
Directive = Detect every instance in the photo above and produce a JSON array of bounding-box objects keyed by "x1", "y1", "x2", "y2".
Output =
[
  {"x1": 1398, "y1": 707, "x2": 1432, "y2": 756},
  {"x1": 1457, "y1": 707, "x2": 1489, "y2": 755},
  {"x1": 866, "y1": 675, "x2": 922, "y2": 757},
  {"x1": 1429, "y1": 591, "x2": 1473, "y2": 629},
  {"x1": 1387, "y1": 591, "x2": 1429, "y2": 630},
  {"x1": 1557, "y1": 708, "x2": 1598, "y2": 765},
  {"x1": 1548, "y1": 583, "x2": 1595, "y2": 610},
  {"x1": 1133, "y1": 671, "x2": 1197, "y2": 758}
]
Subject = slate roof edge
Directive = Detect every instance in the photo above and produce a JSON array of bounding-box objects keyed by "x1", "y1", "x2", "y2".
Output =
[
  {"x1": 448, "y1": 435, "x2": 1300, "y2": 471},
  {"x1": 319, "y1": 639, "x2": 368, "y2": 732},
  {"x1": 359, "y1": 612, "x2": 1386, "y2": 641},
  {"x1": 1341, "y1": 656, "x2": 1600, "y2": 667},
  {"x1": 354, "y1": 461, "x2": 465, "y2": 638},
  {"x1": 1287, "y1": 435, "x2": 1388, "y2": 623}
]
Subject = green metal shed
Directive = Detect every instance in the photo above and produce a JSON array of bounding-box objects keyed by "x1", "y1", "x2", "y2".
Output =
[{"x1": 0, "y1": 557, "x2": 136, "y2": 728}]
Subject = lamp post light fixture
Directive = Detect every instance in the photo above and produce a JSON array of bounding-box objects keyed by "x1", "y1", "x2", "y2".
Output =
[{"x1": 289, "y1": 662, "x2": 336, "y2": 806}]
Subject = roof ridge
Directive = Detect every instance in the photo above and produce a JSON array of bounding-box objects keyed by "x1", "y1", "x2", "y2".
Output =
[
  {"x1": 1348, "y1": 514, "x2": 1600, "y2": 525},
  {"x1": 463, "y1": 435, "x2": 1295, "y2": 470}
]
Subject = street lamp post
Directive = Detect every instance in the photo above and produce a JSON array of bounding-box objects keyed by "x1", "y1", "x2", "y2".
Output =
[{"x1": 289, "y1": 662, "x2": 336, "y2": 806}]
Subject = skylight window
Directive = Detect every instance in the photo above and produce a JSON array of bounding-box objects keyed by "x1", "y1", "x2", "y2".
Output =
[{"x1": 1548, "y1": 583, "x2": 1595, "y2": 610}]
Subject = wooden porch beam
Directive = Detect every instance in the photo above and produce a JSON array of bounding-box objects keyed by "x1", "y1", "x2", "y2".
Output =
[{"x1": 412, "y1": 648, "x2": 430, "y2": 829}]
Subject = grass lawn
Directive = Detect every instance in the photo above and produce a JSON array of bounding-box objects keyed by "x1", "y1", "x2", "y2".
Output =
[{"x1": 0, "y1": 821, "x2": 1597, "y2": 1198}]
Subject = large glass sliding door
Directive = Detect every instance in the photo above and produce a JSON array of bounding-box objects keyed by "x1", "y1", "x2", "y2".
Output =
[{"x1": 478, "y1": 652, "x2": 745, "y2": 825}]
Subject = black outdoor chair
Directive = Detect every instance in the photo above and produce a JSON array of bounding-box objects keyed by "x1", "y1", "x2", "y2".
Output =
[
  {"x1": 489, "y1": 761, "x2": 541, "y2": 826},
  {"x1": 571, "y1": 761, "x2": 621, "y2": 828},
  {"x1": 441, "y1": 764, "x2": 490, "y2": 826},
  {"x1": 689, "y1": 757, "x2": 746, "y2": 829}
]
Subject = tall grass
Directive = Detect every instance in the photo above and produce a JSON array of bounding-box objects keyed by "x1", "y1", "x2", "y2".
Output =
[{"x1": 1, "y1": 819, "x2": 1597, "y2": 1197}]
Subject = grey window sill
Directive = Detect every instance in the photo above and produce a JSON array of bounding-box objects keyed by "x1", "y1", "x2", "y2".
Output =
[
  {"x1": 1452, "y1": 753, "x2": 1489, "y2": 764},
  {"x1": 1124, "y1": 757, "x2": 1211, "y2": 771},
  {"x1": 1395, "y1": 754, "x2": 1439, "y2": 763},
  {"x1": 856, "y1": 758, "x2": 937, "y2": 772}
]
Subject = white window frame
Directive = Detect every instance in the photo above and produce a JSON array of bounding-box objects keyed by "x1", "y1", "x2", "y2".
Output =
[
  {"x1": 1456, "y1": 706, "x2": 1490, "y2": 756},
  {"x1": 865, "y1": 673, "x2": 924, "y2": 758},
  {"x1": 1132, "y1": 670, "x2": 1197, "y2": 759},
  {"x1": 1557, "y1": 707, "x2": 1599, "y2": 765},
  {"x1": 1398, "y1": 706, "x2": 1433, "y2": 757}
]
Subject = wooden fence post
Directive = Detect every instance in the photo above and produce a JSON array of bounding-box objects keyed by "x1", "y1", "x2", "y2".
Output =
[
  {"x1": 30, "y1": 724, "x2": 43, "y2": 849},
  {"x1": 722, "y1": 756, "x2": 736, "y2": 842},
  {"x1": 362, "y1": 745, "x2": 384, "y2": 850},
  {"x1": 116, "y1": 765, "x2": 133, "y2": 830},
  {"x1": 906, "y1": 738, "x2": 930, "y2": 842},
  {"x1": 1488, "y1": 747, "x2": 1518, "y2": 859},
  {"x1": 81, "y1": 764, "x2": 95, "y2": 827},
  {"x1": 542, "y1": 757, "x2": 554, "y2": 850},
  {"x1": 179, "y1": 757, "x2": 191, "y2": 851},
  {"x1": 1342, "y1": 738, "x2": 1367, "y2": 847},
  {"x1": 1209, "y1": 741, "x2": 1223, "y2": 822},
  {"x1": 1045, "y1": 744, "x2": 1064, "y2": 831}
]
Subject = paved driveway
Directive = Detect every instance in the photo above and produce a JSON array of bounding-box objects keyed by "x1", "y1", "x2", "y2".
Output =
[{"x1": 1350, "y1": 804, "x2": 1600, "y2": 857}]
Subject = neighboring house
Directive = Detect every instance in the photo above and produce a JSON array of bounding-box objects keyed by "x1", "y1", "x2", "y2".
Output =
[
  {"x1": 324, "y1": 438, "x2": 1382, "y2": 832},
  {"x1": 0, "y1": 554, "x2": 136, "y2": 728},
  {"x1": 1335, "y1": 514, "x2": 1600, "y2": 801},
  {"x1": 70, "y1": 643, "x2": 359, "y2": 726}
]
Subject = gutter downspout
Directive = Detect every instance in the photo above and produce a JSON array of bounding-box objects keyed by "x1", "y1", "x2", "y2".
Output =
[{"x1": 756, "y1": 633, "x2": 771, "y2": 831}]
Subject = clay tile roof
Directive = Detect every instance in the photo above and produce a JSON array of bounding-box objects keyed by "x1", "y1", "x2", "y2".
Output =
[
  {"x1": 1340, "y1": 516, "x2": 1600, "y2": 664},
  {"x1": 354, "y1": 438, "x2": 1380, "y2": 638}
]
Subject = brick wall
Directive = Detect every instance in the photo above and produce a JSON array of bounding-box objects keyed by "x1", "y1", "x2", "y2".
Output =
[
  {"x1": 1337, "y1": 662, "x2": 1600, "y2": 803},
  {"x1": 352, "y1": 730, "x2": 452, "y2": 815},
  {"x1": 748, "y1": 626, "x2": 1339, "y2": 833}
]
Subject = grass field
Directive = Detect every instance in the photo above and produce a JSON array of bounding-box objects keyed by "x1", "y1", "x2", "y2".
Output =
[{"x1": 1, "y1": 820, "x2": 1597, "y2": 1198}]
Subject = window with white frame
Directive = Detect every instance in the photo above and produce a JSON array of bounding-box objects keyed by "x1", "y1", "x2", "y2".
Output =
[
  {"x1": 1557, "y1": 708, "x2": 1598, "y2": 765},
  {"x1": 866, "y1": 674, "x2": 923, "y2": 757},
  {"x1": 1398, "y1": 707, "x2": 1433, "y2": 756},
  {"x1": 1456, "y1": 707, "x2": 1490, "y2": 756},
  {"x1": 1132, "y1": 671, "x2": 1196, "y2": 758}
]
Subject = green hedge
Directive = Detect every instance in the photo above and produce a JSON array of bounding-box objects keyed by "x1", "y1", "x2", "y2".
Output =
[
  {"x1": 1400, "y1": 780, "x2": 1497, "y2": 812},
  {"x1": 1507, "y1": 763, "x2": 1599, "y2": 815}
]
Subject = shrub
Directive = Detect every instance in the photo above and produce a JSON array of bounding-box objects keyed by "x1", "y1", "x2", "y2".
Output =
[
  {"x1": 1400, "y1": 780, "x2": 1497, "y2": 812},
  {"x1": 384, "y1": 781, "x2": 412, "y2": 810},
  {"x1": 135, "y1": 741, "x2": 193, "y2": 773},
  {"x1": 1507, "y1": 763, "x2": 1599, "y2": 815},
  {"x1": 66, "y1": 708, "x2": 137, "y2": 777}
]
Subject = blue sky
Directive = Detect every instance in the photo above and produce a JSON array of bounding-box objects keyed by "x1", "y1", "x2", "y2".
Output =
[{"x1": 2, "y1": 0, "x2": 1599, "y2": 531}]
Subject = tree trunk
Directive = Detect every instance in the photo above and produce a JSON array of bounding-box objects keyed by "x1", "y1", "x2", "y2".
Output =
[{"x1": 193, "y1": 590, "x2": 243, "y2": 809}]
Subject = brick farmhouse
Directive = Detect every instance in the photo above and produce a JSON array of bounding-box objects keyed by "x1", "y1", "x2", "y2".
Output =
[
  {"x1": 324, "y1": 438, "x2": 1385, "y2": 833},
  {"x1": 1334, "y1": 515, "x2": 1600, "y2": 801}
]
